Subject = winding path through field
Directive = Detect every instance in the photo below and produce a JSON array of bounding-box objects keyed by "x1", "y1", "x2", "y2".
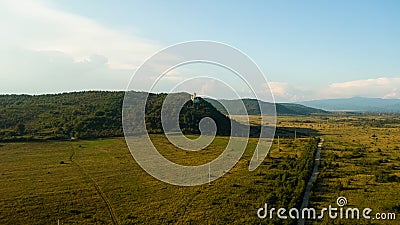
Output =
[
  {"x1": 69, "y1": 145, "x2": 120, "y2": 225},
  {"x1": 298, "y1": 138, "x2": 323, "y2": 225}
]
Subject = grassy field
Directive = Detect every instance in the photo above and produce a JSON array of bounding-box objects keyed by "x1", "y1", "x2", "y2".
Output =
[
  {"x1": 277, "y1": 115, "x2": 400, "y2": 224},
  {"x1": 0, "y1": 132, "x2": 316, "y2": 224},
  {"x1": 3, "y1": 115, "x2": 398, "y2": 224}
]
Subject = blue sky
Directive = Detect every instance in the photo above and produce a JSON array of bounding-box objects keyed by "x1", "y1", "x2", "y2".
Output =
[{"x1": 1, "y1": 0, "x2": 400, "y2": 102}]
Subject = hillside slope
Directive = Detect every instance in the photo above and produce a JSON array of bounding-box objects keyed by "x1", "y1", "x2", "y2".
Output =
[{"x1": 205, "y1": 98, "x2": 327, "y2": 115}]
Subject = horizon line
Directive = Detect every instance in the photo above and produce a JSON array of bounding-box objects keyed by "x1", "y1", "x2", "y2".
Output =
[{"x1": 1, "y1": 90, "x2": 400, "y2": 102}]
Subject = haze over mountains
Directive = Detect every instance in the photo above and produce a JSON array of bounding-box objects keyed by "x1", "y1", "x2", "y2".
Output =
[{"x1": 300, "y1": 97, "x2": 400, "y2": 113}]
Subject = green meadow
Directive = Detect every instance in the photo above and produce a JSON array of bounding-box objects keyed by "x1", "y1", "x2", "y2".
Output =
[
  {"x1": 0, "y1": 133, "x2": 316, "y2": 225},
  {"x1": 278, "y1": 115, "x2": 400, "y2": 224},
  {"x1": 2, "y1": 115, "x2": 400, "y2": 224}
]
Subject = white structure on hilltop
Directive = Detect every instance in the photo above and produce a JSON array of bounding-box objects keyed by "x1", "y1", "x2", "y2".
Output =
[{"x1": 191, "y1": 92, "x2": 199, "y2": 104}]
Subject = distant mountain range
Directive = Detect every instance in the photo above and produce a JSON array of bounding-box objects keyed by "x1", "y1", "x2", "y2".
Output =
[
  {"x1": 300, "y1": 97, "x2": 400, "y2": 112},
  {"x1": 205, "y1": 98, "x2": 327, "y2": 115}
]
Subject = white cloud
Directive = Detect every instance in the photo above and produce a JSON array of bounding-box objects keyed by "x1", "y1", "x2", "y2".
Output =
[
  {"x1": 268, "y1": 82, "x2": 289, "y2": 97},
  {"x1": 266, "y1": 77, "x2": 400, "y2": 102},
  {"x1": 0, "y1": 0, "x2": 166, "y2": 94},
  {"x1": 383, "y1": 88, "x2": 399, "y2": 99},
  {"x1": 329, "y1": 77, "x2": 399, "y2": 89},
  {"x1": 0, "y1": 0, "x2": 161, "y2": 70},
  {"x1": 323, "y1": 77, "x2": 400, "y2": 99},
  {"x1": 267, "y1": 82, "x2": 307, "y2": 102},
  {"x1": 0, "y1": 48, "x2": 130, "y2": 93}
]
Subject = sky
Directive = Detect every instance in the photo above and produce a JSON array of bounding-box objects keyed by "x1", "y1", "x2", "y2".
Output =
[{"x1": 1, "y1": 0, "x2": 400, "y2": 102}]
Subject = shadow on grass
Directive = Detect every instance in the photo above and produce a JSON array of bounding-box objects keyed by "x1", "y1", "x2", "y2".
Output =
[{"x1": 249, "y1": 125, "x2": 321, "y2": 138}]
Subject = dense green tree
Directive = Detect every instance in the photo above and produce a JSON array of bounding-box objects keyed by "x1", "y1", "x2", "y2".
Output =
[{"x1": 15, "y1": 123, "x2": 25, "y2": 135}]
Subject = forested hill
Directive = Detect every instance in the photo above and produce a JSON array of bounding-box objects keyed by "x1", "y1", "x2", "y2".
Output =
[
  {"x1": 0, "y1": 91, "x2": 320, "y2": 142},
  {"x1": 0, "y1": 91, "x2": 233, "y2": 141},
  {"x1": 0, "y1": 91, "x2": 124, "y2": 141}
]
